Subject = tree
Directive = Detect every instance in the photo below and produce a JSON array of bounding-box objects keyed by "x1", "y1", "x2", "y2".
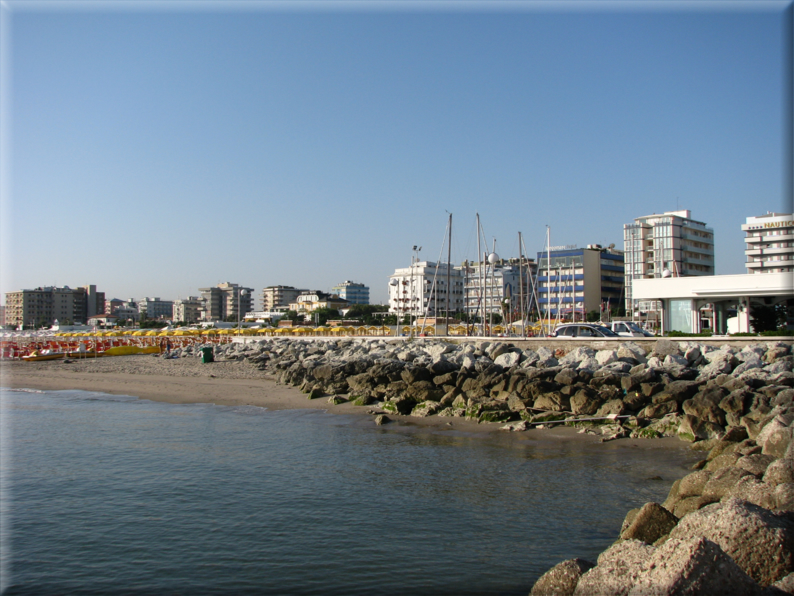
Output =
[
  {"x1": 283, "y1": 310, "x2": 300, "y2": 323},
  {"x1": 750, "y1": 303, "x2": 787, "y2": 333},
  {"x1": 312, "y1": 308, "x2": 340, "y2": 326},
  {"x1": 586, "y1": 310, "x2": 601, "y2": 322}
]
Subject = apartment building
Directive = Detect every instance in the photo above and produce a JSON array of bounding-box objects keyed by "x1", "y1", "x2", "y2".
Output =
[
  {"x1": 138, "y1": 297, "x2": 174, "y2": 320},
  {"x1": 535, "y1": 245, "x2": 625, "y2": 318},
  {"x1": 261, "y1": 286, "x2": 307, "y2": 311},
  {"x1": 462, "y1": 257, "x2": 537, "y2": 319},
  {"x1": 623, "y1": 210, "x2": 715, "y2": 311},
  {"x1": 198, "y1": 282, "x2": 254, "y2": 322},
  {"x1": 742, "y1": 212, "x2": 794, "y2": 274},
  {"x1": 288, "y1": 291, "x2": 350, "y2": 317},
  {"x1": 172, "y1": 297, "x2": 203, "y2": 323},
  {"x1": 330, "y1": 281, "x2": 370, "y2": 305},
  {"x1": 4, "y1": 284, "x2": 105, "y2": 327},
  {"x1": 388, "y1": 261, "x2": 465, "y2": 318}
]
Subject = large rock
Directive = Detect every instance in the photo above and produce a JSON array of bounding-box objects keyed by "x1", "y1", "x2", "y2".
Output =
[
  {"x1": 530, "y1": 558, "x2": 595, "y2": 596},
  {"x1": 626, "y1": 536, "x2": 763, "y2": 596},
  {"x1": 724, "y1": 475, "x2": 778, "y2": 510},
  {"x1": 666, "y1": 497, "x2": 794, "y2": 585},
  {"x1": 534, "y1": 392, "x2": 570, "y2": 412},
  {"x1": 701, "y1": 466, "x2": 751, "y2": 501},
  {"x1": 619, "y1": 502, "x2": 679, "y2": 544},
  {"x1": 653, "y1": 339, "x2": 682, "y2": 358},
  {"x1": 494, "y1": 351, "x2": 521, "y2": 369},
  {"x1": 764, "y1": 458, "x2": 794, "y2": 486},
  {"x1": 573, "y1": 540, "x2": 655, "y2": 595},
  {"x1": 617, "y1": 342, "x2": 647, "y2": 364},
  {"x1": 677, "y1": 414, "x2": 724, "y2": 442}
]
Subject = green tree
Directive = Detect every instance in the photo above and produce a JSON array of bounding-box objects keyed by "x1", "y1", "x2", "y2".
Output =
[
  {"x1": 283, "y1": 310, "x2": 300, "y2": 323},
  {"x1": 750, "y1": 304, "x2": 784, "y2": 333},
  {"x1": 312, "y1": 308, "x2": 340, "y2": 326},
  {"x1": 586, "y1": 310, "x2": 601, "y2": 322}
]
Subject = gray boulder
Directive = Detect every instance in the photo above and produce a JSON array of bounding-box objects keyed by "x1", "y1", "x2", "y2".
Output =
[
  {"x1": 530, "y1": 558, "x2": 595, "y2": 596},
  {"x1": 764, "y1": 459, "x2": 794, "y2": 486},
  {"x1": 573, "y1": 540, "x2": 655, "y2": 596},
  {"x1": 619, "y1": 502, "x2": 679, "y2": 544},
  {"x1": 494, "y1": 351, "x2": 521, "y2": 369},
  {"x1": 654, "y1": 339, "x2": 682, "y2": 358},
  {"x1": 666, "y1": 497, "x2": 794, "y2": 585},
  {"x1": 627, "y1": 536, "x2": 762, "y2": 596}
]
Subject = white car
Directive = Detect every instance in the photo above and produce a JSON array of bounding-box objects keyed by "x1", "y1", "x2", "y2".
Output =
[
  {"x1": 550, "y1": 323, "x2": 621, "y2": 338},
  {"x1": 609, "y1": 321, "x2": 654, "y2": 337}
]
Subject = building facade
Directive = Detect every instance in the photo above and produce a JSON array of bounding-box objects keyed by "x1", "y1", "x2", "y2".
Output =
[
  {"x1": 535, "y1": 245, "x2": 625, "y2": 318},
  {"x1": 138, "y1": 297, "x2": 174, "y2": 320},
  {"x1": 261, "y1": 286, "x2": 307, "y2": 311},
  {"x1": 742, "y1": 213, "x2": 794, "y2": 274},
  {"x1": 198, "y1": 282, "x2": 254, "y2": 322},
  {"x1": 388, "y1": 261, "x2": 465, "y2": 318},
  {"x1": 462, "y1": 257, "x2": 537, "y2": 320},
  {"x1": 623, "y1": 209, "x2": 715, "y2": 313},
  {"x1": 288, "y1": 291, "x2": 350, "y2": 317},
  {"x1": 172, "y1": 297, "x2": 203, "y2": 323},
  {"x1": 4, "y1": 285, "x2": 105, "y2": 328},
  {"x1": 330, "y1": 281, "x2": 370, "y2": 305}
]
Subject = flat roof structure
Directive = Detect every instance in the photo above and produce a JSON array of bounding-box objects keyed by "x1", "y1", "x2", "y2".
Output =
[{"x1": 632, "y1": 272, "x2": 793, "y2": 333}]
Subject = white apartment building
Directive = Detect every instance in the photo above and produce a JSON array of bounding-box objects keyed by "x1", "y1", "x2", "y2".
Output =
[
  {"x1": 388, "y1": 261, "x2": 464, "y2": 318},
  {"x1": 261, "y1": 286, "x2": 307, "y2": 311},
  {"x1": 138, "y1": 297, "x2": 174, "y2": 320},
  {"x1": 172, "y1": 296, "x2": 203, "y2": 323},
  {"x1": 624, "y1": 209, "x2": 715, "y2": 314},
  {"x1": 198, "y1": 282, "x2": 254, "y2": 322},
  {"x1": 742, "y1": 212, "x2": 794, "y2": 274},
  {"x1": 462, "y1": 258, "x2": 537, "y2": 319}
]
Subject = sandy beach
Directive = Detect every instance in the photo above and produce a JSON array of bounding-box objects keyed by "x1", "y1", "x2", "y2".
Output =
[{"x1": 1, "y1": 353, "x2": 695, "y2": 456}]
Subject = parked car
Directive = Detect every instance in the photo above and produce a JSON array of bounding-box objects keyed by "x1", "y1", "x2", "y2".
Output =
[
  {"x1": 608, "y1": 321, "x2": 654, "y2": 337},
  {"x1": 549, "y1": 323, "x2": 620, "y2": 338}
]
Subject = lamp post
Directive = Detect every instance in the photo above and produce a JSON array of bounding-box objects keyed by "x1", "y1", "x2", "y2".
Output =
[{"x1": 237, "y1": 287, "x2": 248, "y2": 337}]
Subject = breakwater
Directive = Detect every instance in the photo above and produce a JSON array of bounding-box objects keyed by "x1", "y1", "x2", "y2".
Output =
[{"x1": 176, "y1": 336, "x2": 794, "y2": 594}]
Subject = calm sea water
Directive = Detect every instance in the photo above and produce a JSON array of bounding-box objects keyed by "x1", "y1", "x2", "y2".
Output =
[{"x1": 1, "y1": 388, "x2": 699, "y2": 596}]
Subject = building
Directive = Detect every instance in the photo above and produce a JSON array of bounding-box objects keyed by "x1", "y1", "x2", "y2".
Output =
[
  {"x1": 632, "y1": 272, "x2": 792, "y2": 334},
  {"x1": 138, "y1": 297, "x2": 174, "y2": 321},
  {"x1": 3, "y1": 285, "x2": 105, "y2": 328},
  {"x1": 535, "y1": 245, "x2": 625, "y2": 318},
  {"x1": 743, "y1": 213, "x2": 794, "y2": 274},
  {"x1": 462, "y1": 257, "x2": 537, "y2": 320},
  {"x1": 624, "y1": 209, "x2": 715, "y2": 316},
  {"x1": 198, "y1": 282, "x2": 254, "y2": 322},
  {"x1": 105, "y1": 298, "x2": 124, "y2": 315},
  {"x1": 288, "y1": 291, "x2": 350, "y2": 318},
  {"x1": 172, "y1": 297, "x2": 203, "y2": 323},
  {"x1": 261, "y1": 286, "x2": 307, "y2": 311},
  {"x1": 388, "y1": 261, "x2": 465, "y2": 318},
  {"x1": 0, "y1": 305, "x2": 5, "y2": 327},
  {"x1": 330, "y1": 281, "x2": 370, "y2": 305}
]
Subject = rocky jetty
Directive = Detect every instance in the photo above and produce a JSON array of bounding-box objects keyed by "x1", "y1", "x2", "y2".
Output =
[{"x1": 176, "y1": 336, "x2": 794, "y2": 594}]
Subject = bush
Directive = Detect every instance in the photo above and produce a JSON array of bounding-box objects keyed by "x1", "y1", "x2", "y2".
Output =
[{"x1": 666, "y1": 330, "x2": 713, "y2": 337}]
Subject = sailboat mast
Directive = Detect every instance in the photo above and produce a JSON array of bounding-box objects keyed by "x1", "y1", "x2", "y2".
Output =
[
  {"x1": 446, "y1": 212, "x2": 452, "y2": 336},
  {"x1": 518, "y1": 231, "x2": 525, "y2": 338}
]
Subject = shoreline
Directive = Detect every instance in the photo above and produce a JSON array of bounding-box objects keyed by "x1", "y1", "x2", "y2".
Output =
[{"x1": 0, "y1": 357, "x2": 693, "y2": 452}]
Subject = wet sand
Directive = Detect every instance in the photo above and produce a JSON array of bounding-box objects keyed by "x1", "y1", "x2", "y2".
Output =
[{"x1": 1, "y1": 355, "x2": 694, "y2": 453}]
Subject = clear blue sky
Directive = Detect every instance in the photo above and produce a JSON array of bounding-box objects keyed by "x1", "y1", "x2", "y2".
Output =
[{"x1": 1, "y1": 1, "x2": 790, "y2": 306}]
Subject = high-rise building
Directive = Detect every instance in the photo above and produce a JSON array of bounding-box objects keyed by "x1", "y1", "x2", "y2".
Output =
[
  {"x1": 198, "y1": 282, "x2": 254, "y2": 322},
  {"x1": 388, "y1": 261, "x2": 464, "y2": 318},
  {"x1": 261, "y1": 286, "x2": 307, "y2": 311},
  {"x1": 535, "y1": 245, "x2": 624, "y2": 318},
  {"x1": 623, "y1": 210, "x2": 714, "y2": 312},
  {"x1": 330, "y1": 281, "x2": 370, "y2": 305},
  {"x1": 4, "y1": 284, "x2": 105, "y2": 328},
  {"x1": 742, "y1": 213, "x2": 794, "y2": 274}
]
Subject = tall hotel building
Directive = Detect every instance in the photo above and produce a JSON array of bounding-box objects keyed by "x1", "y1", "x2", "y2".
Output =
[
  {"x1": 623, "y1": 210, "x2": 715, "y2": 312},
  {"x1": 742, "y1": 213, "x2": 794, "y2": 273}
]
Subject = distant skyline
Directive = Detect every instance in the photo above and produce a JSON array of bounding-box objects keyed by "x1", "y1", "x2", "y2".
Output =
[{"x1": 1, "y1": 1, "x2": 791, "y2": 306}]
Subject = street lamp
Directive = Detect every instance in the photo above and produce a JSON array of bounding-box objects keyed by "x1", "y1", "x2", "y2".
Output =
[{"x1": 237, "y1": 287, "x2": 248, "y2": 337}]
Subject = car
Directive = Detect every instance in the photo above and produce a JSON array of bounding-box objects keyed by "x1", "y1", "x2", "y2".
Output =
[
  {"x1": 549, "y1": 323, "x2": 620, "y2": 338},
  {"x1": 608, "y1": 321, "x2": 654, "y2": 338}
]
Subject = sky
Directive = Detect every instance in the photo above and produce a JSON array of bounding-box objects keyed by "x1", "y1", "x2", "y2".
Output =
[{"x1": 1, "y1": 1, "x2": 791, "y2": 306}]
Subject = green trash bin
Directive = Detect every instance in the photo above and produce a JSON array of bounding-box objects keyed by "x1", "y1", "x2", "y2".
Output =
[{"x1": 201, "y1": 347, "x2": 214, "y2": 363}]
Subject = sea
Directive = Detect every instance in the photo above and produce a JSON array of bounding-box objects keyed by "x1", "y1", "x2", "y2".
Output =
[{"x1": 0, "y1": 388, "x2": 700, "y2": 596}]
